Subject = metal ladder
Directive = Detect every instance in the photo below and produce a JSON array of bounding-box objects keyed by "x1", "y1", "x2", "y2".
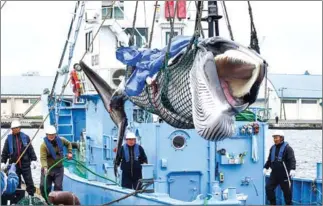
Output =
[{"x1": 55, "y1": 1, "x2": 85, "y2": 140}]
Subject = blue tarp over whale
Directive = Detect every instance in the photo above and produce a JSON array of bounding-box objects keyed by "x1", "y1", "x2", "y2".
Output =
[{"x1": 116, "y1": 36, "x2": 192, "y2": 97}]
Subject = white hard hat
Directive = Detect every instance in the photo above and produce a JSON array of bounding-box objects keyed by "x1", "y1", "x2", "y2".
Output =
[
  {"x1": 125, "y1": 132, "x2": 136, "y2": 140},
  {"x1": 45, "y1": 125, "x2": 57, "y2": 135},
  {"x1": 11, "y1": 120, "x2": 21, "y2": 128},
  {"x1": 272, "y1": 130, "x2": 284, "y2": 137}
]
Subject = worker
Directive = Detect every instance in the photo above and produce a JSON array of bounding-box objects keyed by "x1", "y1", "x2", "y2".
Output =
[
  {"x1": 1, "y1": 163, "x2": 19, "y2": 195},
  {"x1": 39, "y1": 125, "x2": 73, "y2": 203},
  {"x1": 263, "y1": 130, "x2": 296, "y2": 205},
  {"x1": 1, "y1": 120, "x2": 37, "y2": 196},
  {"x1": 115, "y1": 132, "x2": 148, "y2": 190}
]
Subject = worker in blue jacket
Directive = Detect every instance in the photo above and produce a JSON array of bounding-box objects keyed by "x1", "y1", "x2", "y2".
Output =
[
  {"x1": 263, "y1": 130, "x2": 296, "y2": 205},
  {"x1": 1, "y1": 120, "x2": 37, "y2": 196},
  {"x1": 115, "y1": 132, "x2": 148, "y2": 190},
  {"x1": 1, "y1": 163, "x2": 19, "y2": 195}
]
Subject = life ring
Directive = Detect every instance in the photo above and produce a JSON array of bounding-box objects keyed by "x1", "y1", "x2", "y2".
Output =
[{"x1": 71, "y1": 70, "x2": 81, "y2": 97}]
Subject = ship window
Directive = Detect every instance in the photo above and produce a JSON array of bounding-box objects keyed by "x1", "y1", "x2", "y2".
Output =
[
  {"x1": 172, "y1": 135, "x2": 186, "y2": 149},
  {"x1": 1, "y1": 99, "x2": 7, "y2": 103},
  {"x1": 282, "y1": 99, "x2": 297, "y2": 104},
  {"x1": 23, "y1": 99, "x2": 29, "y2": 104},
  {"x1": 101, "y1": 6, "x2": 124, "y2": 20},
  {"x1": 85, "y1": 31, "x2": 93, "y2": 53},
  {"x1": 125, "y1": 28, "x2": 148, "y2": 48},
  {"x1": 301, "y1": 99, "x2": 317, "y2": 104}
]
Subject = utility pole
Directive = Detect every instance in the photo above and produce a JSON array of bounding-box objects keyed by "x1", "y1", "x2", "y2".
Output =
[{"x1": 279, "y1": 87, "x2": 287, "y2": 120}]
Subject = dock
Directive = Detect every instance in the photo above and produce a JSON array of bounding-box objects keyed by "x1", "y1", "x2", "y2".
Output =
[
  {"x1": 268, "y1": 119, "x2": 322, "y2": 130},
  {"x1": 1, "y1": 118, "x2": 44, "y2": 129}
]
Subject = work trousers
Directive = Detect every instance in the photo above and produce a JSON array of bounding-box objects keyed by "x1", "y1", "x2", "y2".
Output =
[
  {"x1": 121, "y1": 171, "x2": 142, "y2": 190},
  {"x1": 266, "y1": 175, "x2": 292, "y2": 205},
  {"x1": 40, "y1": 166, "x2": 64, "y2": 203},
  {"x1": 16, "y1": 166, "x2": 36, "y2": 196}
]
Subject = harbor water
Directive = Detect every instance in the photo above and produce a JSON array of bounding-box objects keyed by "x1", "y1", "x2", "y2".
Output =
[{"x1": 1, "y1": 128, "x2": 322, "y2": 185}]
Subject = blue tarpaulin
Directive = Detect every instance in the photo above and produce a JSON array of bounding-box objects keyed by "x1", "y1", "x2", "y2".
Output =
[{"x1": 116, "y1": 36, "x2": 192, "y2": 97}]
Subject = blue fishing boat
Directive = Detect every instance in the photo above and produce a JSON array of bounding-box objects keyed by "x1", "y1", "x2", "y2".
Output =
[{"x1": 40, "y1": 1, "x2": 322, "y2": 205}]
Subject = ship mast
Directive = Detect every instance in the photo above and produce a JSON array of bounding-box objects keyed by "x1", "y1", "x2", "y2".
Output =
[{"x1": 205, "y1": 1, "x2": 222, "y2": 37}]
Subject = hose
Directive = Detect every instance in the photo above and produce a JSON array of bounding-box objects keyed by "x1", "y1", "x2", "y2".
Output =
[
  {"x1": 282, "y1": 161, "x2": 291, "y2": 189},
  {"x1": 251, "y1": 134, "x2": 259, "y2": 162},
  {"x1": 43, "y1": 157, "x2": 120, "y2": 204}
]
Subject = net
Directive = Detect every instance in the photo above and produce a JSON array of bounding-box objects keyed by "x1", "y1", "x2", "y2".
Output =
[{"x1": 128, "y1": 49, "x2": 196, "y2": 129}]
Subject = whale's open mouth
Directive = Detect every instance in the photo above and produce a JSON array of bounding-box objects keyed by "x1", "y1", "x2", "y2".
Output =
[{"x1": 214, "y1": 49, "x2": 262, "y2": 110}]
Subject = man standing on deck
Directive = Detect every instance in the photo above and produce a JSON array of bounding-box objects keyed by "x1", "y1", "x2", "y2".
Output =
[
  {"x1": 115, "y1": 132, "x2": 148, "y2": 190},
  {"x1": 1, "y1": 120, "x2": 37, "y2": 197},
  {"x1": 263, "y1": 130, "x2": 296, "y2": 205},
  {"x1": 39, "y1": 125, "x2": 73, "y2": 202}
]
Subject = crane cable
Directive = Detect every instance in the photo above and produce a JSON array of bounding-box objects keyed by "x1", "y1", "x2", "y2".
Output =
[
  {"x1": 14, "y1": 4, "x2": 114, "y2": 165},
  {"x1": 220, "y1": 1, "x2": 234, "y2": 41},
  {"x1": 148, "y1": 1, "x2": 159, "y2": 48},
  {"x1": 1, "y1": 1, "x2": 7, "y2": 10}
]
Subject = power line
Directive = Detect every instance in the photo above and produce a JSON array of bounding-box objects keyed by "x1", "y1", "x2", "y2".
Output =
[{"x1": 278, "y1": 87, "x2": 322, "y2": 92}]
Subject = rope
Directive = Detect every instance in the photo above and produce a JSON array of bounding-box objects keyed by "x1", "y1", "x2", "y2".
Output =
[
  {"x1": 44, "y1": 157, "x2": 120, "y2": 204},
  {"x1": 247, "y1": 1, "x2": 260, "y2": 54},
  {"x1": 1, "y1": 97, "x2": 41, "y2": 140},
  {"x1": 14, "y1": 2, "x2": 113, "y2": 165},
  {"x1": 148, "y1": 1, "x2": 159, "y2": 48},
  {"x1": 164, "y1": 0, "x2": 178, "y2": 69},
  {"x1": 1, "y1": 1, "x2": 7, "y2": 10},
  {"x1": 185, "y1": 1, "x2": 203, "y2": 53},
  {"x1": 102, "y1": 181, "x2": 153, "y2": 205},
  {"x1": 220, "y1": 1, "x2": 234, "y2": 41},
  {"x1": 50, "y1": 1, "x2": 80, "y2": 100},
  {"x1": 129, "y1": 1, "x2": 139, "y2": 46},
  {"x1": 14, "y1": 78, "x2": 71, "y2": 165},
  {"x1": 194, "y1": 1, "x2": 205, "y2": 38},
  {"x1": 143, "y1": 1, "x2": 147, "y2": 28}
]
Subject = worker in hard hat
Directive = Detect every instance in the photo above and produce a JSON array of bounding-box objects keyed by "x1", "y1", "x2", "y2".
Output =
[
  {"x1": 39, "y1": 125, "x2": 73, "y2": 202},
  {"x1": 115, "y1": 132, "x2": 148, "y2": 190},
  {"x1": 0, "y1": 163, "x2": 19, "y2": 195},
  {"x1": 1, "y1": 120, "x2": 37, "y2": 196},
  {"x1": 263, "y1": 130, "x2": 296, "y2": 205}
]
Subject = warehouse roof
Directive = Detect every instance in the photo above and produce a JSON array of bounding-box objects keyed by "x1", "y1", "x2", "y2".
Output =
[
  {"x1": 268, "y1": 73, "x2": 322, "y2": 99},
  {"x1": 1, "y1": 76, "x2": 74, "y2": 96}
]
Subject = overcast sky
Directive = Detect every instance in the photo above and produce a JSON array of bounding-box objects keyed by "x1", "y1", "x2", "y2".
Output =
[{"x1": 1, "y1": 1, "x2": 322, "y2": 76}]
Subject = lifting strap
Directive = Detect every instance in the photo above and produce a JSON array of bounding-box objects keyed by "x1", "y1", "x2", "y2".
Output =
[{"x1": 247, "y1": 1, "x2": 260, "y2": 54}]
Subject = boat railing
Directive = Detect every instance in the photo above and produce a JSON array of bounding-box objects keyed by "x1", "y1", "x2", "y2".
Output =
[{"x1": 236, "y1": 107, "x2": 272, "y2": 122}]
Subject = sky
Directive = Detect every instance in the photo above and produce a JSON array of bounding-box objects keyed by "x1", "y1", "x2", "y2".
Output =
[{"x1": 1, "y1": 1, "x2": 322, "y2": 76}]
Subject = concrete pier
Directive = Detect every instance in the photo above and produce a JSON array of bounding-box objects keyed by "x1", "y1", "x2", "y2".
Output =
[{"x1": 1, "y1": 118, "x2": 44, "y2": 129}]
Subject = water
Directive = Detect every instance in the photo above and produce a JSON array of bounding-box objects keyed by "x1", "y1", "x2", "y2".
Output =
[{"x1": 1, "y1": 129, "x2": 322, "y2": 185}]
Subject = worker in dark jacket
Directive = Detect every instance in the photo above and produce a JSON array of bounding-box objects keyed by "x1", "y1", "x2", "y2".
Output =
[
  {"x1": 263, "y1": 130, "x2": 296, "y2": 205},
  {"x1": 115, "y1": 132, "x2": 148, "y2": 190},
  {"x1": 39, "y1": 125, "x2": 73, "y2": 203},
  {"x1": 1, "y1": 120, "x2": 37, "y2": 196}
]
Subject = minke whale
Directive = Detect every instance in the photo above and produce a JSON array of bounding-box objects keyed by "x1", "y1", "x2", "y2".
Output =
[{"x1": 75, "y1": 36, "x2": 267, "y2": 176}]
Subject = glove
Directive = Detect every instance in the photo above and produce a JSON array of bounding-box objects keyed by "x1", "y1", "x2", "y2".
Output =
[
  {"x1": 263, "y1": 168, "x2": 267, "y2": 176},
  {"x1": 43, "y1": 167, "x2": 48, "y2": 175},
  {"x1": 31, "y1": 161, "x2": 37, "y2": 170},
  {"x1": 8, "y1": 163, "x2": 16, "y2": 174},
  {"x1": 289, "y1": 170, "x2": 296, "y2": 177},
  {"x1": 1, "y1": 163, "x2": 7, "y2": 171},
  {"x1": 67, "y1": 152, "x2": 73, "y2": 160}
]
